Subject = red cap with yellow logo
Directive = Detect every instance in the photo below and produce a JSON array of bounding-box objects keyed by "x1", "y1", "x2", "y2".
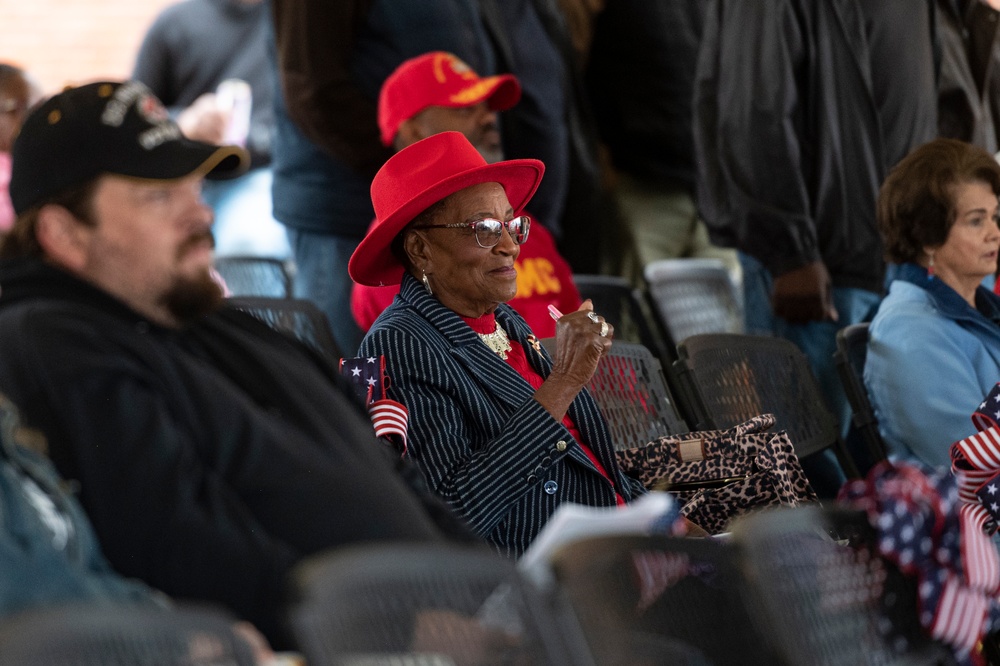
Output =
[{"x1": 377, "y1": 52, "x2": 521, "y2": 147}]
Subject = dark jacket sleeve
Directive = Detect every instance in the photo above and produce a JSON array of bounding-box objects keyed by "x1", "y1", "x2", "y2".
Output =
[
  {"x1": 694, "y1": 0, "x2": 820, "y2": 276},
  {"x1": 270, "y1": 0, "x2": 390, "y2": 175}
]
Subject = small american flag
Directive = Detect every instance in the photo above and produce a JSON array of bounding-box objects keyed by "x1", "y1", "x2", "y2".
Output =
[
  {"x1": 339, "y1": 356, "x2": 408, "y2": 454},
  {"x1": 971, "y1": 382, "x2": 1000, "y2": 432}
]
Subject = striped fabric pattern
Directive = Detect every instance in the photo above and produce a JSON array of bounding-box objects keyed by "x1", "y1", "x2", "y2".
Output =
[{"x1": 359, "y1": 273, "x2": 645, "y2": 558}]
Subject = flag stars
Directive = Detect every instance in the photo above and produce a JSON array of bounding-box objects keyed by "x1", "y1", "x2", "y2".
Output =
[{"x1": 351, "y1": 366, "x2": 362, "y2": 377}]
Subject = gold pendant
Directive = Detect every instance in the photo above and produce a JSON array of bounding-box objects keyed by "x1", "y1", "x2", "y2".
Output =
[{"x1": 478, "y1": 327, "x2": 512, "y2": 360}]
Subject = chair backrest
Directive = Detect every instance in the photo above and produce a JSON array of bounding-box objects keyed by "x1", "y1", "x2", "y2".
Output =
[
  {"x1": 587, "y1": 341, "x2": 690, "y2": 449},
  {"x1": 287, "y1": 542, "x2": 589, "y2": 666},
  {"x1": 548, "y1": 533, "x2": 783, "y2": 666},
  {"x1": 0, "y1": 604, "x2": 257, "y2": 666},
  {"x1": 643, "y1": 258, "x2": 743, "y2": 346},
  {"x1": 227, "y1": 296, "x2": 341, "y2": 360},
  {"x1": 730, "y1": 506, "x2": 956, "y2": 666},
  {"x1": 673, "y1": 333, "x2": 858, "y2": 478},
  {"x1": 215, "y1": 255, "x2": 294, "y2": 298},
  {"x1": 834, "y1": 323, "x2": 888, "y2": 469},
  {"x1": 572, "y1": 274, "x2": 674, "y2": 365}
]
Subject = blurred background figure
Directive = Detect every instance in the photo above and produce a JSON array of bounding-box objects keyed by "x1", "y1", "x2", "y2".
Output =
[
  {"x1": 132, "y1": 0, "x2": 290, "y2": 259},
  {"x1": 582, "y1": 0, "x2": 740, "y2": 285},
  {"x1": 936, "y1": 0, "x2": 1000, "y2": 156},
  {"x1": 694, "y1": 0, "x2": 938, "y2": 443},
  {"x1": 478, "y1": 0, "x2": 629, "y2": 277},
  {"x1": 0, "y1": 63, "x2": 43, "y2": 235},
  {"x1": 269, "y1": 0, "x2": 496, "y2": 355}
]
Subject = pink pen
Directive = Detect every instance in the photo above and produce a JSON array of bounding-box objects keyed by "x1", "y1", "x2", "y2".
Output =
[{"x1": 547, "y1": 304, "x2": 563, "y2": 321}]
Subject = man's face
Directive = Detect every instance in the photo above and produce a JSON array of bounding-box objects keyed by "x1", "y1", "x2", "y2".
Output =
[
  {"x1": 410, "y1": 102, "x2": 504, "y2": 164},
  {"x1": 77, "y1": 174, "x2": 222, "y2": 325}
]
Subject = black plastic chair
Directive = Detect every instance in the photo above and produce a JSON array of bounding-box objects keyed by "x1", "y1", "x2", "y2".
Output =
[
  {"x1": 586, "y1": 341, "x2": 690, "y2": 450},
  {"x1": 673, "y1": 333, "x2": 860, "y2": 480},
  {"x1": 730, "y1": 506, "x2": 956, "y2": 666},
  {"x1": 572, "y1": 274, "x2": 675, "y2": 366},
  {"x1": 0, "y1": 603, "x2": 258, "y2": 666},
  {"x1": 215, "y1": 255, "x2": 294, "y2": 298},
  {"x1": 287, "y1": 542, "x2": 590, "y2": 666},
  {"x1": 227, "y1": 296, "x2": 341, "y2": 360},
  {"x1": 548, "y1": 533, "x2": 783, "y2": 666},
  {"x1": 834, "y1": 323, "x2": 888, "y2": 472},
  {"x1": 643, "y1": 258, "x2": 743, "y2": 346}
]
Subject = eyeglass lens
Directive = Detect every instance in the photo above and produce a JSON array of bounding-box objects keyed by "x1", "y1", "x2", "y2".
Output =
[{"x1": 475, "y1": 217, "x2": 529, "y2": 247}]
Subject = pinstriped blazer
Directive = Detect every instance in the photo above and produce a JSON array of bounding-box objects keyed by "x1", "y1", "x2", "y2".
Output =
[{"x1": 358, "y1": 273, "x2": 646, "y2": 559}]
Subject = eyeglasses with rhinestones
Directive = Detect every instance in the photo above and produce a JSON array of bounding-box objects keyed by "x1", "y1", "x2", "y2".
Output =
[{"x1": 411, "y1": 215, "x2": 531, "y2": 249}]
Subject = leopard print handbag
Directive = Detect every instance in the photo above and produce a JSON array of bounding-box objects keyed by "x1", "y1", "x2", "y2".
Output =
[{"x1": 615, "y1": 415, "x2": 818, "y2": 534}]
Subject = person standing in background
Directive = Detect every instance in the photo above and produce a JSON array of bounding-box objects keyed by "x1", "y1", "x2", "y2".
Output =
[
  {"x1": 936, "y1": 0, "x2": 1000, "y2": 155},
  {"x1": 583, "y1": 0, "x2": 740, "y2": 284},
  {"x1": 133, "y1": 0, "x2": 290, "y2": 259},
  {"x1": 478, "y1": 0, "x2": 629, "y2": 277},
  {"x1": 269, "y1": 0, "x2": 496, "y2": 355},
  {"x1": 694, "y1": 0, "x2": 939, "y2": 492}
]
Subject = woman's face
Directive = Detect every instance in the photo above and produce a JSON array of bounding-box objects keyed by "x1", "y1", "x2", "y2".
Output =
[
  {"x1": 929, "y1": 179, "x2": 1000, "y2": 295},
  {"x1": 408, "y1": 181, "x2": 519, "y2": 317}
]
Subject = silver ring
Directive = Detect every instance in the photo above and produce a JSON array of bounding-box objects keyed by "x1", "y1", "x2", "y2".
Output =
[
  {"x1": 599, "y1": 321, "x2": 609, "y2": 337},
  {"x1": 587, "y1": 311, "x2": 599, "y2": 323}
]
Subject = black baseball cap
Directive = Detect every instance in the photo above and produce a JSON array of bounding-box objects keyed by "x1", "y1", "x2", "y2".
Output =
[{"x1": 9, "y1": 80, "x2": 249, "y2": 214}]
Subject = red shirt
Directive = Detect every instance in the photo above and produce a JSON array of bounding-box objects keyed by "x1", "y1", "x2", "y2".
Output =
[{"x1": 352, "y1": 215, "x2": 581, "y2": 337}]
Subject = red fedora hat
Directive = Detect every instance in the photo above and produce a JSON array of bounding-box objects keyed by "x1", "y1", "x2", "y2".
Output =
[{"x1": 349, "y1": 131, "x2": 544, "y2": 287}]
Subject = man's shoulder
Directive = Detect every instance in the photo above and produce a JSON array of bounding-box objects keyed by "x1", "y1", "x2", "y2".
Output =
[{"x1": 0, "y1": 298, "x2": 122, "y2": 337}]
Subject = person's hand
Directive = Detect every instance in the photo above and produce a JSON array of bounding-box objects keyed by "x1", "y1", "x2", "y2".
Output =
[
  {"x1": 411, "y1": 609, "x2": 521, "y2": 666},
  {"x1": 231, "y1": 622, "x2": 276, "y2": 665},
  {"x1": 549, "y1": 300, "x2": 613, "y2": 388},
  {"x1": 771, "y1": 260, "x2": 838, "y2": 324},
  {"x1": 176, "y1": 93, "x2": 229, "y2": 145}
]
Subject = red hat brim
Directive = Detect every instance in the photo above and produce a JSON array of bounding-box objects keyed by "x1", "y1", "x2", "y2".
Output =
[{"x1": 349, "y1": 146, "x2": 543, "y2": 287}]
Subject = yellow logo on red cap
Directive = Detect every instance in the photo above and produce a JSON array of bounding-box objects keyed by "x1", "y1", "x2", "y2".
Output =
[
  {"x1": 433, "y1": 53, "x2": 476, "y2": 84},
  {"x1": 449, "y1": 80, "x2": 495, "y2": 105}
]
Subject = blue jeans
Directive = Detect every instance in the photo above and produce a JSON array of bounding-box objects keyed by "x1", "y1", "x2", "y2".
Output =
[
  {"x1": 285, "y1": 228, "x2": 365, "y2": 357},
  {"x1": 203, "y1": 168, "x2": 291, "y2": 259},
  {"x1": 739, "y1": 253, "x2": 882, "y2": 492}
]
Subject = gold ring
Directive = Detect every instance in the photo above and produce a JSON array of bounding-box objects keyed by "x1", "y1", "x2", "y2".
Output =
[{"x1": 599, "y1": 322, "x2": 609, "y2": 337}]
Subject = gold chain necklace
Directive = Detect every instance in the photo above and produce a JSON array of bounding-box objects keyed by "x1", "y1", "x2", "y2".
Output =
[{"x1": 478, "y1": 326, "x2": 512, "y2": 360}]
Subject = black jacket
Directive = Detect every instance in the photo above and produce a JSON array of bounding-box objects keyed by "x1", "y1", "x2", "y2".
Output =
[
  {"x1": 0, "y1": 259, "x2": 469, "y2": 646},
  {"x1": 937, "y1": 0, "x2": 1000, "y2": 153},
  {"x1": 586, "y1": 0, "x2": 704, "y2": 190},
  {"x1": 694, "y1": 0, "x2": 937, "y2": 291}
]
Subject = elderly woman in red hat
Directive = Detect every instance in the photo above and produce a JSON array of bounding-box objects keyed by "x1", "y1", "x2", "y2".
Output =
[{"x1": 349, "y1": 131, "x2": 646, "y2": 558}]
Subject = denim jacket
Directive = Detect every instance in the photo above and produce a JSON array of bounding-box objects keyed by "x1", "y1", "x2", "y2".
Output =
[{"x1": 866, "y1": 263, "x2": 1000, "y2": 468}]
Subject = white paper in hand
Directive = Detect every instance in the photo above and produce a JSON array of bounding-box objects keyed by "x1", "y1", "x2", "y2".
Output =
[{"x1": 517, "y1": 491, "x2": 678, "y2": 589}]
